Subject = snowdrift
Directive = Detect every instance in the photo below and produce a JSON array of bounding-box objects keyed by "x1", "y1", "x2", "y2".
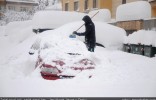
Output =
[
  {"x1": 1, "y1": 20, "x2": 156, "y2": 97},
  {"x1": 124, "y1": 30, "x2": 156, "y2": 47},
  {"x1": 32, "y1": 11, "x2": 86, "y2": 29},
  {"x1": 88, "y1": 9, "x2": 111, "y2": 22},
  {"x1": 5, "y1": 20, "x2": 34, "y2": 43},
  {"x1": 116, "y1": 1, "x2": 151, "y2": 21},
  {"x1": 53, "y1": 21, "x2": 126, "y2": 50}
]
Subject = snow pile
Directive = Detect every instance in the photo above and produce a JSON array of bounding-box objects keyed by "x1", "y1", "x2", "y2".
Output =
[
  {"x1": 124, "y1": 30, "x2": 156, "y2": 46},
  {"x1": 1, "y1": 20, "x2": 156, "y2": 97},
  {"x1": 116, "y1": 1, "x2": 151, "y2": 21},
  {"x1": 53, "y1": 21, "x2": 126, "y2": 50},
  {"x1": 0, "y1": 26, "x2": 6, "y2": 36},
  {"x1": 33, "y1": 32, "x2": 95, "y2": 76},
  {"x1": 5, "y1": 20, "x2": 34, "y2": 43},
  {"x1": 88, "y1": 9, "x2": 111, "y2": 22},
  {"x1": 32, "y1": 11, "x2": 86, "y2": 29}
]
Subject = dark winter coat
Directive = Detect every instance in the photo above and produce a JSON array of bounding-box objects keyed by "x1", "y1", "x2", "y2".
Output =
[{"x1": 75, "y1": 15, "x2": 96, "y2": 48}]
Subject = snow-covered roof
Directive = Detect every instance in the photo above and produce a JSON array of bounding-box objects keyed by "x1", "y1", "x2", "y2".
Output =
[{"x1": 116, "y1": 1, "x2": 151, "y2": 21}]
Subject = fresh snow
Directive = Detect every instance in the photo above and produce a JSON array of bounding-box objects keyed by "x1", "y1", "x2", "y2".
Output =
[
  {"x1": 32, "y1": 10, "x2": 112, "y2": 30},
  {"x1": 32, "y1": 11, "x2": 86, "y2": 29},
  {"x1": 124, "y1": 30, "x2": 156, "y2": 47},
  {"x1": 116, "y1": 1, "x2": 151, "y2": 21},
  {"x1": 0, "y1": 9, "x2": 156, "y2": 97},
  {"x1": 54, "y1": 21, "x2": 126, "y2": 50},
  {"x1": 88, "y1": 9, "x2": 111, "y2": 22}
]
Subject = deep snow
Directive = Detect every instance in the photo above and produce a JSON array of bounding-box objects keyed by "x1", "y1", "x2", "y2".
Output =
[
  {"x1": 0, "y1": 10, "x2": 156, "y2": 97},
  {"x1": 124, "y1": 30, "x2": 156, "y2": 47},
  {"x1": 116, "y1": 1, "x2": 151, "y2": 21}
]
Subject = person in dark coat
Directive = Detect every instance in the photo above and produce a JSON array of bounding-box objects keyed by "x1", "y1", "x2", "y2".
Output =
[{"x1": 73, "y1": 15, "x2": 96, "y2": 52}]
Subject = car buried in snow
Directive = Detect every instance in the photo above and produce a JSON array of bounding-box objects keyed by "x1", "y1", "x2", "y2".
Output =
[{"x1": 29, "y1": 31, "x2": 95, "y2": 80}]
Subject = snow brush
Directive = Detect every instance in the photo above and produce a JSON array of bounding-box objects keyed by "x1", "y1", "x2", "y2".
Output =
[{"x1": 69, "y1": 11, "x2": 99, "y2": 38}]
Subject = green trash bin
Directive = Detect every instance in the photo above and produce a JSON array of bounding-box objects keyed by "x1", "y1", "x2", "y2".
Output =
[
  {"x1": 144, "y1": 45, "x2": 156, "y2": 57},
  {"x1": 130, "y1": 44, "x2": 144, "y2": 55},
  {"x1": 123, "y1": 44, "x2": 131, "y2": 53}
]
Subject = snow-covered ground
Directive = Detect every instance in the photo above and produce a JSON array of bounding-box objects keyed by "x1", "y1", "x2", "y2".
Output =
[{"x1": 0, "y1": 19, "x2": 156, "y2": 97}]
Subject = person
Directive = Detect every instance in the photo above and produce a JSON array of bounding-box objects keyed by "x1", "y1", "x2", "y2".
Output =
[{"x1": 73, "y1": 15, "x2": 96, "y2": 52}]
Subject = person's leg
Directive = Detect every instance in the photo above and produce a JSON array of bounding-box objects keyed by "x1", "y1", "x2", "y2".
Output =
[
  {"x1": 88, "y1": 47, "x2": 94, "y2": 52},
  {"x1": 91, "y1": 48, "x2": 94, "y2": 52}
]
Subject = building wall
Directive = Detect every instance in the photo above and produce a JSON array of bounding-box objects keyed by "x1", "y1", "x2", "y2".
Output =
[
  {"x1": 152, "y1": 7, "x2": 156, "y2": 17},
  {"x1": 150, "y1": 1, "x2": 156, "y2": 17},
  {"x1": 100, "y1": 0, "x2": 112, "y2": 12},
  {"x1": 62, "y1": 0, "x2": 112, "y2": 13},
  {"x1": 62, "y1": 0, "x2": 156, "y2": 18},
  {"x1": 0, "y1": 0, "x2": 6, "y2": 5},
  {"x1": 0, "y1": 0, "x2": 6, "y2": 19},
  {"x1": 6, "y1": 2, "x2": 37, "y2": 12}
]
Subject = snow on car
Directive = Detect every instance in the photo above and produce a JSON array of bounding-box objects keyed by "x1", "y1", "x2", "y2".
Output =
[
  {"x1": 30, "y1": 31, "x2": 95, "y2": 80},
  {"x1": 29, "y1": 20, "x2": 126, "y2": 80}
]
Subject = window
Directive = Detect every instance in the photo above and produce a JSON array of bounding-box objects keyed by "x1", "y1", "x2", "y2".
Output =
[
  {"x1": 93, "y1": 0, "x2": 97, "y2": 8},
  {"x1": 8, "y1": 6, "x2": 15, "y2": 11},
  {"x1": 84, "y1": 0, "x2": 88, "y2": 10},
  {"x1": 65, "y1": 3, "x2": 69, "y2": 11},
  {"x1": 74, "y1": 1, "x2": 79, "y2": 11},
  {"x1": 20, "y1": 7, "x2": 28, "y2": 12},
  {"x1": 122, "y1": 0, "x2": 126, "y2": 4}
]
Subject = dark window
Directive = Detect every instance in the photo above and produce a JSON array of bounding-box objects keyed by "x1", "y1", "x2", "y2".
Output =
[
  {"x1": 93, "y1": 0, "x2": 97, "y2": 8},
  {"x1": 65, "y1": 3, "x2": 69, "y2": 11},
  {"x1": 84, "y1": 0, "x2": 88, "y2": 10},
  {"x1": 122, "y1": 0, "x2": 126, "y2": 4},
  {"x1": 74, "y1": 1, "x2": 79, "y2": 11},
  {"x1": 8, "y1": 6, "x2": 15, "y2": 11},
  {"x1": 20, "y1": 7, "x2": 28, "y2": 12}
]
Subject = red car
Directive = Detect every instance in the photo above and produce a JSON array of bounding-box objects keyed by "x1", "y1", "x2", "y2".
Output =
[
  {"x1": 31, "y1": 34, "x2": 95, "y2": 80},
  {"x1": 36, "y1": 55, "x2": 95, "y2": 80}
]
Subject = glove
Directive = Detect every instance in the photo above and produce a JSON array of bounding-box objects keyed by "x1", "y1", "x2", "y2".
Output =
[{"x1": 73, "y1": 31, "x2": 77, "y2": 35}]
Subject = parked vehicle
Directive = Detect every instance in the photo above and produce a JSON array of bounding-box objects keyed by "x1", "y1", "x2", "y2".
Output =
[{"x1": 30, "y1": 32, "x2": 95, "y2": 80}]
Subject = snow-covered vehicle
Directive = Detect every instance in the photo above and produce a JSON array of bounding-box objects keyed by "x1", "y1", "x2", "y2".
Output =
[
  {"x1": 30, "y1": 31, "x2": 95, "y2": 80},
  {"x1": 29, "y1": 19, "x2": 126, "y2": 80},
  {"x1": 32, "y1": 11, "x2": 86, "y2": 33}
]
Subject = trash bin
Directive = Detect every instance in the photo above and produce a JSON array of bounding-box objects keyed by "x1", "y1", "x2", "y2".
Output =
[
  {"x1": 123, "y1": 44, "x2": 131, "y2": 53},
  {"x1": 130, "y1": 44, "x2": 144, "y2": 55},
  {"x1": 144, "y1": 45, "x2": 156, "y2": 57}
]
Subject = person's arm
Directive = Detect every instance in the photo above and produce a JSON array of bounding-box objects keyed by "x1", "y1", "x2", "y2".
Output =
[
  {"x1": 73, "y1": 31, "x2": 85, "y2": 36},
  {"x1": 73, "y1": 25, "x2": 92, "y2": 36}
]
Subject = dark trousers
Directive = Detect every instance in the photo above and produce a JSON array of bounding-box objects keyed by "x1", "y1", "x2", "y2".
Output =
[{"x1": 88, "y1": 47, "x2": 94, "y2": 52}]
